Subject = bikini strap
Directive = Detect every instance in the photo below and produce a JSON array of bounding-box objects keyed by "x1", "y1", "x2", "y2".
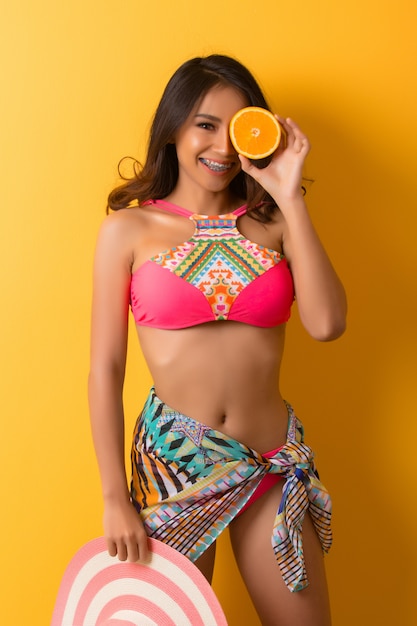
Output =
[
  {"x1": 142, "y1": 199, "x2": 248, "y2": 218},
  {"x1": 233, "y1": 205, "x2": 248, "y2": 217},
  {"x1": 142, "y1": 199, "x2": 193, "y2": 217}
]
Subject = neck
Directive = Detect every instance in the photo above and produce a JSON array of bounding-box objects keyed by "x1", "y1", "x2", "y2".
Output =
[{"x1": 164, "y1": 188, "x2": 243, "y2": 216}]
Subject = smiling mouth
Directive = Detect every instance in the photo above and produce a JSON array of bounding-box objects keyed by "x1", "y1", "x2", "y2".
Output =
[{"x1": 199, "y1": 158, "x2": 234, "y2": 172}]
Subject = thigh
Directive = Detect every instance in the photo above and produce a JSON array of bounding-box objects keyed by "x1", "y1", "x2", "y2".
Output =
[{"x1": 229, "y1": 483, "x2": 331, "y2": 626}]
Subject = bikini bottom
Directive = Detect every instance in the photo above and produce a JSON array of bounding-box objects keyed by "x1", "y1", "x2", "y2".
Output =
[
  {"x1": 237, "y1": 446, "x2": 284, "y2": 515},
  {"x1": 130, "y1": 387, "x2": 332, "y2": 593}
]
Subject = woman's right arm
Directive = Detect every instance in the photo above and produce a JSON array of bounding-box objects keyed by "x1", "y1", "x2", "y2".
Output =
[{"x1": 88, "y1": 212, "x2": 149, "y2": 562}]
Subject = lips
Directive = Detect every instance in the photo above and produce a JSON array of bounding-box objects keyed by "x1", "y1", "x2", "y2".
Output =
[{"x1": 199, "y1": 158, "x2": 234, "y2": 173}]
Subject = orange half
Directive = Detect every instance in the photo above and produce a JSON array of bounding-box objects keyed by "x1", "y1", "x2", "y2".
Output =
[{"x1": 229, "y1": 107, "x2": 282, "y2": 159}]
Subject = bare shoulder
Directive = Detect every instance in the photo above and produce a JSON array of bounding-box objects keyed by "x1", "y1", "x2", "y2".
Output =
[
  {"x1": 94, "y1": 207, "x2": 147, "y2": 269},
  {"x1": 243, "y1": 207, "x2": 286, "y2": 254},
  {"x1": 268, "y1": 207, "x2": 286, "y2": 232},
  {"x1": 268, "y1": 208, "x2": 288, "y2": 254},
  {"x1": 95, "y1": 207, "x2": 145, "y2": 245},
  {"x1": 97, "y1": 206, "x2": 145, "y2": 238}
]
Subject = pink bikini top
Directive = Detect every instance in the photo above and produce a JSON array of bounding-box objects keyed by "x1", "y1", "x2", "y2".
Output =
[{"x1": 130, "y1": 199, "x2": 294, "y2": 329}]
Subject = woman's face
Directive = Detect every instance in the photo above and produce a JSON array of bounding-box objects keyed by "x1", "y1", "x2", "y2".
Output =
[{"x1": 173, "y1": 84, "x2": 248, "y2": 197}]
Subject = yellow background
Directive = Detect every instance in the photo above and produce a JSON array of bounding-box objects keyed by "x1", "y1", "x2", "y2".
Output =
[{"x1": 1, "y1": 1, "x2": 416, "y2": 624}]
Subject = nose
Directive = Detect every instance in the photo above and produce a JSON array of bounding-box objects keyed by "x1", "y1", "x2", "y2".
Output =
[{"x1": 214, "y1": 124, "x2": 236, "y2": 156}]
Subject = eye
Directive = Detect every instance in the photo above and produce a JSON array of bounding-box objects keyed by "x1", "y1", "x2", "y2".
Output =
[{"x1": 197, "y1": 122, "x2": 215, "y2": 131}]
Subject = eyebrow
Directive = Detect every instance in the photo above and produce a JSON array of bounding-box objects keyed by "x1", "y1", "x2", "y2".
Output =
[{"x1": 194, "y1": 113, "x2": 221, "y2": 122}]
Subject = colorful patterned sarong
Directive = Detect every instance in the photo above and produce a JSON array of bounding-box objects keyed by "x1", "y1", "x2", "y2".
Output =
[{"x1": 131, "y1": 388, "x2": 332, "y2": 593}]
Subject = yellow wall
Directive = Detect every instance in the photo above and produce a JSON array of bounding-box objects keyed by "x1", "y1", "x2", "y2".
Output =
[{"x1": 1, "y1": 1, "x2": 416, "y2": 624}]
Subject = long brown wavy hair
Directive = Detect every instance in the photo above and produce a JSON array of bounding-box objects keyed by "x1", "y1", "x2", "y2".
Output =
[{"x1": 108, "y1": 55, "x2": 278, "y2": 222}]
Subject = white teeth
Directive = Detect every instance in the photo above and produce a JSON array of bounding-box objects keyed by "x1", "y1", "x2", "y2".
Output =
[{"x1": 200, "y1": 158, "x2": 233, "y2": 172}]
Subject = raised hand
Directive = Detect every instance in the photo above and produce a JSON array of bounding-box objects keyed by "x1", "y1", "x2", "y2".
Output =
[{"x1": 239, "y1": 116, "x2": 310, "y2": 208}]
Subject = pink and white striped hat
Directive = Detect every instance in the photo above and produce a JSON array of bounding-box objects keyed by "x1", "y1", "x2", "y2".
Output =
[{"x1": 51, "y1": 537, "x2": 227, "y2": 626}]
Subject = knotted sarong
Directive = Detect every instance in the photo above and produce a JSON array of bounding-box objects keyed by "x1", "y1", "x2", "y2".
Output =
[{"x1": 131, "y1": 388, "x2": 332, "y2": 593}]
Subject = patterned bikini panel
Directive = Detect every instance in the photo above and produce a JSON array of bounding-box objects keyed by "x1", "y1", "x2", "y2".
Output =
[{"x1": 150, "y1": 214, "x2": 284, "y2": 321}]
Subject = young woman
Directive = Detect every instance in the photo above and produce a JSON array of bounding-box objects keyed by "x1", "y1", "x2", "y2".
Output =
[{"x1": 88, "y1": 54, "x2": 347, "y2": 626}]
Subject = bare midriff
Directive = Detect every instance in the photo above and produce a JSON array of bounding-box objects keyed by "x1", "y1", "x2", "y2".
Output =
[{"x1": 136, "y1": 321, "x2": 289, "y2": 453}]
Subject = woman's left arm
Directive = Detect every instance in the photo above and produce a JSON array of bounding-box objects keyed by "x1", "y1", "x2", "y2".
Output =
[
  {"x1": 278, "y1": 192, "x2": 347, "y2": 341},
  {"x1": 240, "y1": 117, "x2": 347, "y2": 341}
]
